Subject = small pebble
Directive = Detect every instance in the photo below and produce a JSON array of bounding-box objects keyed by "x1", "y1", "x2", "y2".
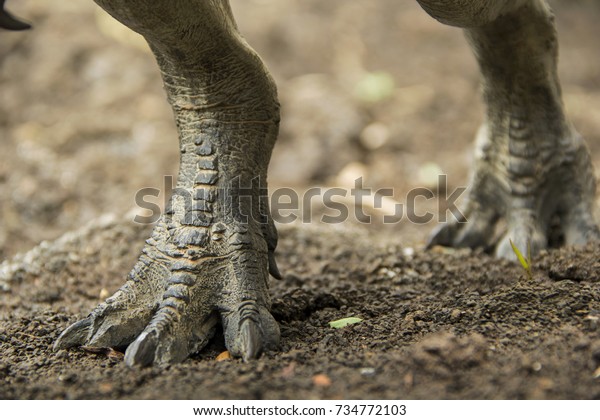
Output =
[
  {"x1": 360, "y1": 367, "x2": 376, "y2": 377},
  {"x1": 99, "y1": 288, "x2": 110, "y2": 300},
  {"x1": 312, "y1": 373, "x2": 332, "y2": 387}
]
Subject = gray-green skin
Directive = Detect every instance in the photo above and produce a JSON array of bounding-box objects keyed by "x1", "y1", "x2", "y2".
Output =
[{"x1": 3, "y1": 0, "x2": 599, "y2": 366}]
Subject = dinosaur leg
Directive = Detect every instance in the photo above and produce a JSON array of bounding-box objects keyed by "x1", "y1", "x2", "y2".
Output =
[
  {"x1": 55, "y1": 0, "x2": 281, "y2": 366},
  {"x1": 418, "y1": 0, "x2": 599, "y2": 258}
]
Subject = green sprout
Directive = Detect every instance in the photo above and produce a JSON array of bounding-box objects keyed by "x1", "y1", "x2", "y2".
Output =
[
  {"x1": 509, "y1": 239, "x2": 533, "y2": 281},
  {"x1": 328, "y1": 317, "x2": 363, "y2": 329}
]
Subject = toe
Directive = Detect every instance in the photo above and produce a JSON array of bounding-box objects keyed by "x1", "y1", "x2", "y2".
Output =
[
  {"x1": 53, "y1": 317, "x2": 93, "y2": 350},
  {"x1": 496, "y1": 215, "x2": 547, "y2": 261},
  {"x1": 222, "y1": 300, "x2": 280, "y2": 361},
  {"x1": 427, "y1": 222, "x2": 460, "y2": 248},
  {"x1": 85, "y1": 284, "x2": 158, "y2": 349},
  {"x1": 124, "y1": 329, "x2": 160, "y2": 367},
  {"x1": 87, "y1": 308, "x2": 154, "y2": 349},
  {"x1": 562, "y1": 205, "x2": 600, "y2": 246},
  {"x1": 124, "y1": 297, "x2": 220, "y2": 367},
  {"x1": 428, "y1": 205, "x2": 497, "y2": 250}
]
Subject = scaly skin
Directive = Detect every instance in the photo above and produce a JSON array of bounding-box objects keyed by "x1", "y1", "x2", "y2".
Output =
[
  {"x1": 421, "y1": 0, "x2": 600, "y2": 257},
  {"x1": 54, "y1": 0, "x2": 282, "y2": 366},
  {"x1": 5, "y1": 0, "x2": 596, "y2": 365}
]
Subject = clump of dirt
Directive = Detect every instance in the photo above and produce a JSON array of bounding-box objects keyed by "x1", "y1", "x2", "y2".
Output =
[{"x1": 1, "y1": 0, "x2": 600, "y2": 399}]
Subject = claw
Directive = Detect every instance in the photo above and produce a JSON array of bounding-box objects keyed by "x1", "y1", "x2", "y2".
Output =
[
  {"x1": 561, "y1": 203, "x2": 600, "y2": 246},
  {"x1": 124, "y1": 330, "x2": 159, "y2": 367},
  {"x1": 496, "y1": 217, "x2": 547, "y2": 261},
  {"x1": 268, "y1": 251, "x2": 282, "y2": 280},
  {"x1": 427, "y1": 198, "x2": 499, "y2": 251},
  {"x1": 53, "y1": 317, "x2": 92, "y2": 350},
  {"x1": 224, "y1": 300, "x2": 280, "y2": 362},
  {"x1": 124, "y1": 305, "x2": 185, "y2": 367},
  {"x1": 426, "y1": 222, "x2": 456, "y2": 249},
  {"x1": 0, "y1": 0, "x2": 31, "y2": 31},
  {"x1": 238, "y1": 318, "x2": 261, "y2": 362},
  {"x1": 123, "y1": 300, "x2": 219, "y2": 367}
]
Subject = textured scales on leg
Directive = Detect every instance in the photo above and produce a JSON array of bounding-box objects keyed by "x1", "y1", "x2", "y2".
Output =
[
  {"x1": 420, "y1": 0, "x2": 599, "y2": 258},
  {"x1": 54, "y1": 0, "x2": 281, "y2": 366}
]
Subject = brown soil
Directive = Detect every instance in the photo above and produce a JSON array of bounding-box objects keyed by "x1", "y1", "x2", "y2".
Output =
[{"x1": 1, "y1": 0, "x2": 600, "y2": 399}]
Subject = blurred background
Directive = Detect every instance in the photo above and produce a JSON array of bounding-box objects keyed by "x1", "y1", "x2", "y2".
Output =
[{"x1": 0, "y1": 0, "x2": 599, "y2": 259}]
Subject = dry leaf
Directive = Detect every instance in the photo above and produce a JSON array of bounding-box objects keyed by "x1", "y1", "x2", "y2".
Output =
[
  {"x1": 216, "y1": 351, "x2": 231, "y2": 361},
  {"x1": 80, "y1": 346, "x2": 124, "y2": 360}
]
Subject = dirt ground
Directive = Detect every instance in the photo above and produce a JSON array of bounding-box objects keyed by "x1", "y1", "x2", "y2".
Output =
[{"x1": 1, "y1": 0, "x2": 600, "y2": 399}]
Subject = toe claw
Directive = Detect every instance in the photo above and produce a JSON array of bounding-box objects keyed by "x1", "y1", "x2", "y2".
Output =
[
  {"x1": 238, "y1": 318, "x2": 261, "y2": 362},
  {"x1": 268, "y1": 251, "x2": 282, "y2": 280},
  {"x1": 54, "y1": 317, "x2": 93, "y2": 350},
  {"x1": 563, "y1": 212, "x2": 600, "y2": 246},
  {"x1": 124, "y1": 330, "x2": 159, "y2": 367},
  {"x1": 224, "y1": 300, "x2": 280, "y2": 362},
  {"x1": 426, "y1": 223, "x2": 456, "y2": 249}
]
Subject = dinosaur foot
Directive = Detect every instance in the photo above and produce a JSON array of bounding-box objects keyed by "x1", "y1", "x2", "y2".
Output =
[
  {"x1": 428, "y1": 128, "x2": 600, "y2": 259},
  {"x1": 54, "y1": 221, "x2": 280, "y2": 366}
]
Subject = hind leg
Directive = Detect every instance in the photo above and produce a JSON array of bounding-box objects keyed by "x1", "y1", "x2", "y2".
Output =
[
  {"x1": 55, "y1": 0, "x2": 281, "y2": 366},
  {"x1": 418, "y1": 0, "x2": 599, "y2": 257}
]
